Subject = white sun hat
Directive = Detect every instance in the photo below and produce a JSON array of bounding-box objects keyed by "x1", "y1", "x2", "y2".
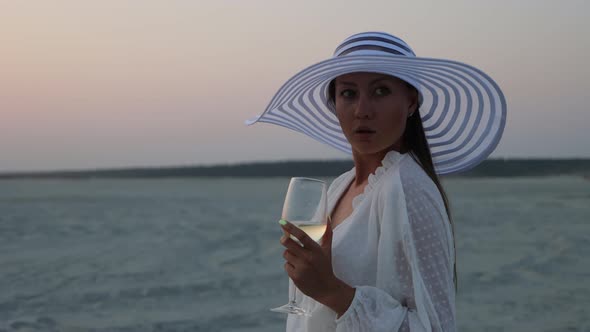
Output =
[{"x1": 245, "y1": 31, "x2": 507, "y2": 175}]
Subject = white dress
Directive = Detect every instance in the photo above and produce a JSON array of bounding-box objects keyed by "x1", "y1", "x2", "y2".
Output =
[{"x1": 286, "y1": 150, "x2": 457, "y2": 332}]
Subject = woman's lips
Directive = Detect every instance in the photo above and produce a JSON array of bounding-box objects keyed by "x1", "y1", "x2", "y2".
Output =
[
  {"x1": 354, "y1": 126, "x2": 376, "y2": 134},
  {"x1": 354, "y1": 127, "x2": 376, "y2": 139}
]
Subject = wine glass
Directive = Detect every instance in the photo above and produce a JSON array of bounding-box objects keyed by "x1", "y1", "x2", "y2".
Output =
[{"x1": 271, "y1": 177, "x2": 328, "y2": 316}]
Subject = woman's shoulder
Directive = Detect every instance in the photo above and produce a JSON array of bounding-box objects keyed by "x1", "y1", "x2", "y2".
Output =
[
  {"x1": 374, "y1": 155, "x2": 449, "y2": 235},
  {"x1": 397, "y1": 155, "x2": 446, "y2": 209},
  {"x1": 379, "y1": 155, "x2": 442, "y2": 204},
  {"x1": 399, "y1": 156, "x2": 436, "y2": 188}
]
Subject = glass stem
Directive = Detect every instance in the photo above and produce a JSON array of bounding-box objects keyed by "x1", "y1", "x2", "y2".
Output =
[{"x1": 289, "y1": 278, "x2": 297, "y2": 304}]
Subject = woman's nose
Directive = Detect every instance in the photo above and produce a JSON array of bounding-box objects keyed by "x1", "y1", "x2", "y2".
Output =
[{"x1": 354, "y1": 94, "x2": 374, "y2": 119}]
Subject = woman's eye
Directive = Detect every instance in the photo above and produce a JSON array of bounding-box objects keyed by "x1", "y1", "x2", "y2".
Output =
[
  {"x1": 375, "y1": 87, "x2": 391, "y2": 96},
  {"x1": 339, "y1": 89, "x2": 356, "y2": 98}
]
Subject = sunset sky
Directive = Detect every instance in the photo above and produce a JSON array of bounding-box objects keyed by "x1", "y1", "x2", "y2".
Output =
[{"x1": 1, "y1": 1, "x2": 588, "y2": 171}]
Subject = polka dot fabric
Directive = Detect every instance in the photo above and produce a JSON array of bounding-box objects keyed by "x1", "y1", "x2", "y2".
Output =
[{"x1": 286, "y1": 150, "x2": 456, "y2": 331}]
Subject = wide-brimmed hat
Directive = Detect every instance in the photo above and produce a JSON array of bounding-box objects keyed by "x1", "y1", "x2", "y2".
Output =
[{"x1": 245, "y1": 31, "x2": 506, "y2": 175}]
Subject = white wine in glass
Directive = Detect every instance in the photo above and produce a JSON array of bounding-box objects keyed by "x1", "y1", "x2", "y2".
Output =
[
  {"x1": 289, "y1": 223, "x2": 327, "y2": 242},
  {"x1": 270, "y1": 177, "x2": 328, "y2": 317}
]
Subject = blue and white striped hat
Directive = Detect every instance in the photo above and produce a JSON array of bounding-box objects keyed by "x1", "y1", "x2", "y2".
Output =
[{"x1": 245, "y1": 32, "x2": 507, "y2": 175}]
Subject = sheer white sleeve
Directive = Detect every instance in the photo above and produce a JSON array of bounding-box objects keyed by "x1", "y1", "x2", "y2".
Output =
[{"x1": 334, "y1": 163, "x2": 456, "y2": 331}]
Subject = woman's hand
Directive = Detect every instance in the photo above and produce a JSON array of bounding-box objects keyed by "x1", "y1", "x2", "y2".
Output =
[{"x1": 279, "y1": 219, "x2": 355, "y2": 316}]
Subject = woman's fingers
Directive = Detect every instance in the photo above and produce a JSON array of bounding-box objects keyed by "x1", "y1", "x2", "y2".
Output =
[
  {"x1": 278, "y1": 220, "x2": 324, "y2": 276},
  {"x1": 283, "y1": 248, "x2": 307, "y2": 267},
  {"x1": 280, "y1": 235, "x2": 309, "y2": 260},
  {"x1": 279, "y1": 220, "x2": 317, "y2": 249}
]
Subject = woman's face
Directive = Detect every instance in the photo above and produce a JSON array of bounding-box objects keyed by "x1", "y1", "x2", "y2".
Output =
[{"x1": 334, "y1": 72, "x2": 418, "y2": 156}]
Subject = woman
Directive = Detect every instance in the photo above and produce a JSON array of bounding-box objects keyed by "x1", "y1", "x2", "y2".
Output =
[{"x1": 247, "y1": 32, "x2": 506, "y2": 331}]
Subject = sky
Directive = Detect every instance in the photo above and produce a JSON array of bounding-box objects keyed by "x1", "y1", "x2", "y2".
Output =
[{"x1": 1, "y1": 0, "x2": 589, "y2": 172}]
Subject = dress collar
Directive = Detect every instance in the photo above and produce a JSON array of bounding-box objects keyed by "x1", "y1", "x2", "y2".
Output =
[
  {"x1": 328, "y1": 150, "x2": 407, "y2": 233},
  {"x1": 350, "y1": 150, "x2": 407, "y2": 208}
]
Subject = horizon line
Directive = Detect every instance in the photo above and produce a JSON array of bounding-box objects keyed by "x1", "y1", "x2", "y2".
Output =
[{"x1": 2, "y1": 156, "x2": 590, "y2": 176}]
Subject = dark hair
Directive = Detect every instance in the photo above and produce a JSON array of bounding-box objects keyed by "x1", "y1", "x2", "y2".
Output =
[{"x1": 328, "y1": 80, "x2": 458, "y2": 290}]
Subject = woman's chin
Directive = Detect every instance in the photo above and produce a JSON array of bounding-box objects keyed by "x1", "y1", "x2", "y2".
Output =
[
  {"x1": 350, "y1": 140, "x2": 403, "y2": 157},
  {"x1": 352, "y1": 145, "x2": 391, "y2": 156}
]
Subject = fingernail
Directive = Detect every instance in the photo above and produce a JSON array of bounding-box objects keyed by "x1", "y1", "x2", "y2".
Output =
[{"x1": 278, "y1": 219, "x2": 288, "y2": 226}]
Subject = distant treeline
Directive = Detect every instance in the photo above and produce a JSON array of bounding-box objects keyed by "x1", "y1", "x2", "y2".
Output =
[{"x1": 0, "y1": 159, "x2": 589, "y2": 179}]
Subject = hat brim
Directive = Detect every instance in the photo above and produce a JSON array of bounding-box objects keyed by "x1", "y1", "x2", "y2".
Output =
[{"x1": 246, "y1": 54, "x2": 507, "y2": 175}]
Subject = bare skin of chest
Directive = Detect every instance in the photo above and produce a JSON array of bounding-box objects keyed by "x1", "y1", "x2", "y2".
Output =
[{"x1": 329, "y1": 182, "x2": 366, "y2": 230}]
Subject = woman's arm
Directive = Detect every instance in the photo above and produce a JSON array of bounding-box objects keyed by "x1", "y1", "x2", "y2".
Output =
[{"x1": 334, "y1": 170, "x2": 456, "y2": 331}]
